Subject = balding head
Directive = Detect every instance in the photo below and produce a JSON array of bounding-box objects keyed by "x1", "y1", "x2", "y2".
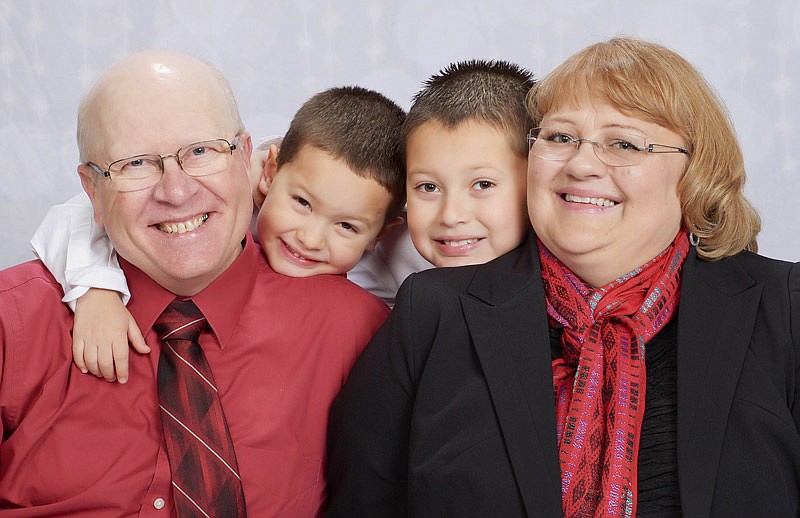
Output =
[
  {"x1": 75, "y1": 50, "x2": 254, "y2": 296},
  {"x1": 77, "y1": 51, "x2": 243, "y2": 164}
]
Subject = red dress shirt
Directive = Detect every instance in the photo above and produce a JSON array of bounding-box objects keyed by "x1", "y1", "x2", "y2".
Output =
[{"x1": 0, "y1": 234, "x2": 389, "y2": 516}]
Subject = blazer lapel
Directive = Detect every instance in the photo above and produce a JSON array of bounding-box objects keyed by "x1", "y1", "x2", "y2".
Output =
[
  {"x1": 463, "y1": 236, "x2": 562, "y2": 517},
  {"x1": 677, "y1": 250, "x2": 762, "y2": 518}
]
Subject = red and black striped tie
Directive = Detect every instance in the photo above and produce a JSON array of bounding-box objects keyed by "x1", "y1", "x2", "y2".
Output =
[{"x1": 155, "y1": 298, "x2": 247, "y2": 517}]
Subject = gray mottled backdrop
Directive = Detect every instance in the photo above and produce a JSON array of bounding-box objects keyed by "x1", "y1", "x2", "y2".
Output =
[{"x1": 2, "y1": 0, "x2": 798, "y2": 268}]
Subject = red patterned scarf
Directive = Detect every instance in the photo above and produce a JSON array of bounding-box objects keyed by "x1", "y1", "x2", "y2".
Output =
[{"x1": 538, "y1": 230, "x2": 689, "y2": 518}]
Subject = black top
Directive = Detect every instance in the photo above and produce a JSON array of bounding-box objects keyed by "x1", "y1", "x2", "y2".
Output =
[
  {"x1": 325, "y1": 237, "x2": 800, "y2": 518},
  {"x1": 550, "y1": 317, "x2": 682, "y2": 516}
]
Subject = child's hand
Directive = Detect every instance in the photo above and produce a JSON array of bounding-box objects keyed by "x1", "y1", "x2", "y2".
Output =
[{"x1": 73, "y1": 288, "x2": 151, "y2": 383}]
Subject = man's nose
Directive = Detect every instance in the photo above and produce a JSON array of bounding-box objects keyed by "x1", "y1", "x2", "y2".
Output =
[{"x1": 151, "y1": 155, "x2": 199, "y2": 204}]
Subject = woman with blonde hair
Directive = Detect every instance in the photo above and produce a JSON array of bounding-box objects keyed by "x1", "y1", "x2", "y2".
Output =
[{"x1": 326, "y1": 37, "x2": 800, "y2": 517}]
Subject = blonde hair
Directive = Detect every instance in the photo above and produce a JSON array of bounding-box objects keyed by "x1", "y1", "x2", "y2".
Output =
[{"x1": 527, "y1": 37, "x2": 760, "y2": 260}]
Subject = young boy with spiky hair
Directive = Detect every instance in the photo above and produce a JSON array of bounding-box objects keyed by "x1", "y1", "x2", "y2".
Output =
[
  {"x1": 326, "y1": 59, "x2": 539, "y2": 515},
  {"x1": 351, "y1": 59, "x2": 535, "y2": 290}
]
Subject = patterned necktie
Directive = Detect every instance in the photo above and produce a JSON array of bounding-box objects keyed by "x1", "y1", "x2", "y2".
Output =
[{"x1": 155, "y1": 298, "x2": 247, "y2": 517}]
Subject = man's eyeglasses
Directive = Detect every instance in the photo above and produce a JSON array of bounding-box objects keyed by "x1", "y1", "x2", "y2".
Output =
[
  {"x1": 527, "y1": 127, "x2": 689, "y2": 167},
  {"x1": 87, "y1": 135, "x2": 240, "y2": 192}
]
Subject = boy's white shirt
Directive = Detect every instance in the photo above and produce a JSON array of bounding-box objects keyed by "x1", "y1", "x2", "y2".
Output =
[
  {"x1": 31, "y1": 193, "x2": 432, "y2": 310},
  {"x1": 30, "y1": 191, "x2": 131, "y2": 311},
  {"x1": 347, "y1": 209, "x2": 433, "y2": 307}
]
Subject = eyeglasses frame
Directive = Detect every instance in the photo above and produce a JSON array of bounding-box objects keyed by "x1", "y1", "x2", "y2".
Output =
[
  {"x1": 526, "y1": 128, "x2": 690, "y2": 167},
  {"x1": 87, "y1": 135, "x2": 240, "y2": 185}
]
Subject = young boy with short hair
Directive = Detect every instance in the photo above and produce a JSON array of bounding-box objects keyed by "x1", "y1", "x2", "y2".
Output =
[
  {"x1": 32, "y1": 85, "x2": 406, "y2": 382},
  {"x1": 254, "y1": 86, "x2": 405, "y2": 278}
]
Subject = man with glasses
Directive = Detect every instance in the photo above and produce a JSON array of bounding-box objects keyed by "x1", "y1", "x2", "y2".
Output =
[{"x1": 0, "y1": 51, "x2": 389, "y2": 516}]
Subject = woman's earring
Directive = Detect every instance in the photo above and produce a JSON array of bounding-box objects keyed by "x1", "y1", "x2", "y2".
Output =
[{"x1": 689, "y1": 233, "x2": 700, "y2": 247}]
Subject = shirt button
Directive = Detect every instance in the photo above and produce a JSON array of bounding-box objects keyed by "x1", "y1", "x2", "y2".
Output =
[{"x1": 153, "y1": 498, "x2": 166, "y2": 510}]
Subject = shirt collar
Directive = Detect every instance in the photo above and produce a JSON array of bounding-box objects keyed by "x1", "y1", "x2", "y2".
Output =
[{"x1": 122, "y1": 233, "x2": 259, "y2": 350}]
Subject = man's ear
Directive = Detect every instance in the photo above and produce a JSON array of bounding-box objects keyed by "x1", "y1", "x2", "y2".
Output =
[
  {"x1": 238, "y1": 131, "x2": 254, "y2": 181},
  {"x1": 77, "y1": 163, "x2": 105, "y2": 229},
  {"x1": 238, "y1": 131, "x2": 253, "y2": 161},
  {"x1": 365, "y1": 216, "x2": 404, "y2": 252}
]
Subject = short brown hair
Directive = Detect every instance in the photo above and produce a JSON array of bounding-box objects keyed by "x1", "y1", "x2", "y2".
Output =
[
  {"x1": 278, "y1": 86, "x2": 406, "y2": 218},
  {"x1": 403, "y1": 60, "x2": 535, "y2": 158},
  {"x1": 527, "y1": 37, "x2": 760, "y2": 260}
]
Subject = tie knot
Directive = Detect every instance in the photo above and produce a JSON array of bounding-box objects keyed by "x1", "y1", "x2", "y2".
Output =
[{"x1": 154, "y1": 299, "x2": 209, "y2": 342}]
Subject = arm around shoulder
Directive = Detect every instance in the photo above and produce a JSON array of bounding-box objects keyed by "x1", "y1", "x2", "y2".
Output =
[{"x1": 30, "y1": 192, "x2": 129, "y2": 311}]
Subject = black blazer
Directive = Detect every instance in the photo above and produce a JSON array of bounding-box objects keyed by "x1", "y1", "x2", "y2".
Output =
[{"x1": 326, "y1": 234, "x2": 800, "y2": 517}]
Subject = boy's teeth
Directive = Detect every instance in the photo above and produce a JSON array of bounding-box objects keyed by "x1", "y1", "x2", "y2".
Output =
[
  {"x1": 158, "y1": 214, "x2": 209, "y2": 234},
  {"x1": 444, "y1": 238, "x2": 478, "y2": 247},
  {"x1": 564, "y1": 194, "x2": 617, "y2": 207},
  {"x1": 285, "y1": 242, "x2": 314, "y2": 261}
]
